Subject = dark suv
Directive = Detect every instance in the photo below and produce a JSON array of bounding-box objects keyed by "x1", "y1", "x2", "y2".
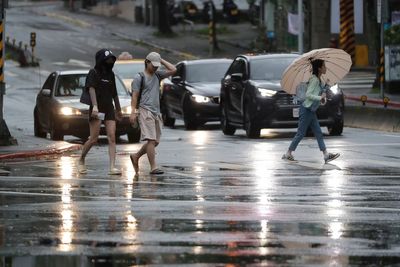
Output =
[{"x1": 220, "y1": 54, "x2": 344, "y2": 138}]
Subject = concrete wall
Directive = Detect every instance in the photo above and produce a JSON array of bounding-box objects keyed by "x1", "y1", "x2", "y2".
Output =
[{"x1": 344, "y1": 106, "x2": 400, "y2": 132}]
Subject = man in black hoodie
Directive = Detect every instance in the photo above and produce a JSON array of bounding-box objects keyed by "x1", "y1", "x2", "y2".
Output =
[{"x1": 78, "y1": 49, "x2": 123, "y2": 175}]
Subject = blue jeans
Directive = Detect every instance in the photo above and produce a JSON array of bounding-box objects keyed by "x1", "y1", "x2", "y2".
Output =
[{"x1": 289, "y1": 105, "x2": 326, "y2": 152}]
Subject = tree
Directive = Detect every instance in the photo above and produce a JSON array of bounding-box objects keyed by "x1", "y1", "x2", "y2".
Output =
[{"x1": 157, "y1": 0, "x2": 172, "y2": 34}]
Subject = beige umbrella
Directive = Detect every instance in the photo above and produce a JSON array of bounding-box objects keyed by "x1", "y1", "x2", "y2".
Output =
[{"x1": 280, "y1": 48, "x2": 352, "y2": 95}]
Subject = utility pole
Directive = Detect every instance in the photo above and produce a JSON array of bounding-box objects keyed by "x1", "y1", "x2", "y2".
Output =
[
  {"x1": 298, "y1": 0, "x2": 303, "y2": 54},
  {"x1": 0, "y1": 0, "x2": 14, "y2": 146},
  {"x1": 378, "y1": 0, "x2": 385, "y2": 98}
]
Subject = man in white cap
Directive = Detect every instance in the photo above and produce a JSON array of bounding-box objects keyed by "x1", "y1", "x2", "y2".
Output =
[{"x1": 129, "y1": 52, "x2": 176, "y2": 175}]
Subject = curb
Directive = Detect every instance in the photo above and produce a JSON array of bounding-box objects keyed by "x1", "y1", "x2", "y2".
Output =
[{"x1": 0, "y1": 144, "x2": 82, "y2": 161}]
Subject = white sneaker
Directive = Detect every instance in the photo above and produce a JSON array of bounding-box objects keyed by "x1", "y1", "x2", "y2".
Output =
[
  {"x1": 324, "y1": 153, "x2": 340, "y2": 163},
  {"x1": 282, "y1": 153, "x2": 295, "y2": 162},
  {"x1": 77, "y1": 162, "x2": 87, "y2": 174},
  {"x1": 108, "y1": 168, "x2": 122, "y2": 175}
]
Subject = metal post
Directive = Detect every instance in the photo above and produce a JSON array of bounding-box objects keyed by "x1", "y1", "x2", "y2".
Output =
[
  {"x1": 298, "y1": 0, "x2": 303, "y2": 54},
  {"x1": 0, "y1": 0, "x2": 15, "y2": 145},
  {"x1": 379, "y1": 0, "x2": 385, "y2": 98}
]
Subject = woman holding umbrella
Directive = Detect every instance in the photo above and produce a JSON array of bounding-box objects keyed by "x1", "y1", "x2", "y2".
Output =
[{"x1": 282, "y1": 59, "x2": 340, "y2": 163}]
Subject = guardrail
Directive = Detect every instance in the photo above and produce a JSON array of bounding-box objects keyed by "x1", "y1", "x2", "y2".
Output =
[{"x1": 5, "y1": 36, "x2": 39, "y2": 67}]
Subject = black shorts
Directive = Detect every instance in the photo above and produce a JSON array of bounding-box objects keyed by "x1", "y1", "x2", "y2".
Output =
[{"x1": 88, "y1": 106, "x2": 115, "y2": 122}]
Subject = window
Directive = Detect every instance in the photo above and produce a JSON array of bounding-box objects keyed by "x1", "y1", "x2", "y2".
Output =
[
  {"x1": 227, "y1": 58, "x2": 246, "y2": 78},
  {"x1": 42, "y1": 73, "x2": 56, "y2": 90}
]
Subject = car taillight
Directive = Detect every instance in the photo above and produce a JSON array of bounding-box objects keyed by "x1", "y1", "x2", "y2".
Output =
[{"x1": 164, "y1": 84, "x2": 172, "y2": 91}]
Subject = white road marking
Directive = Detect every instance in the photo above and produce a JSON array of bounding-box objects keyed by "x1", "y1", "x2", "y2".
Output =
[{"x1": 71, "y1": 46, "x2": 87, "y2": 54}]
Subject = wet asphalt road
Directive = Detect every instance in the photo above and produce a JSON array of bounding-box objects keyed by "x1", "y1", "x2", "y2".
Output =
[
  {"x1": 1, "y1": 124, "x2": 400, "y2": 266},
  {"x1": 2, "y1": 2, "x2": 400, "y2": 266}
]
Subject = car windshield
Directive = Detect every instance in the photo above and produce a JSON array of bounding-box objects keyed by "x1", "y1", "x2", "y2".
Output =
[
  {"x1": 186, "y1": 62, "x2": 231, "y2": 83},
  {"x1": 250, "y1": 57, "x2": 297, "y2": 80},
  {"x1": 113, "y1": 62, "x2": 144, "y2": 79},
  {"x1": 55, "y1": 74, "x2": 128, "y2": 97}
]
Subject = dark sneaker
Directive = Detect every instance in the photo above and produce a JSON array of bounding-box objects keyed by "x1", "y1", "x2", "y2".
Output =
[
  {"x1": 282, "y1": 153, "x2": 295, "y2": 162},
  {"x1": 324, "y1": 153, "x2": 340, "y2": 163}
]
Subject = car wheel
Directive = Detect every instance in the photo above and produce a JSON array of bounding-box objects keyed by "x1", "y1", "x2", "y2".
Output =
[
  {"x1": 34, "y1": 108, "x2": 46, "y2": 138},
  {"x1": 328, "y1": 120, "x2": 344, "y2": 136},
  {"x1": 221, "y1": 103, "x2": 235, "y2": 135},
  {"x1": 183, "y1": 95, "x2": 198, "y2": 130},
  {"x1": 162, "y1": 110, "x2": 175, "y2": 127},
  {"x1": 127, "y1": 128, "x2": 141, "y2": 143},
  {"x1": 244, "y1": 103, "x2": 260, "y2": 138},
  {"x1": 50, "y1": 119, "x2": 63, "y2": 141}
]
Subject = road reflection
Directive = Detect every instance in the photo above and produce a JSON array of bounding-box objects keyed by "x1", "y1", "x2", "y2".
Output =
[
  {"x1": 58, "y1": 156, "x2": 75, "y2": 252},
  {"x1": 324, "y1": 169, "x2": 348, "y2": 265}
]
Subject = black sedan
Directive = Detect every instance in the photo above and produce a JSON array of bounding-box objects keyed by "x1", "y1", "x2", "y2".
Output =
[
  {"x1": 34, "y1": 70, "x2": 140, "y2": 142},
  {"x1": 220, "y1": 54, "x2": 345, "y2": 138},
  {"x1": 161, "y1": 58, "x2": 232, "y2": 130}
]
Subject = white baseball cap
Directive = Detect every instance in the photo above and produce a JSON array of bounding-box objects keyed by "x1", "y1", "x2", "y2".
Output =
[{"x1": 146, "y1": 52, "x2": 161, "y2": 67}]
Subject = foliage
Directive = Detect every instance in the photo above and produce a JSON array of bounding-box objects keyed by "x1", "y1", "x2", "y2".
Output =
[
  {"x1": 195, "y1": 25, "x2": 235, "y2": 35},
  {"x1": 384, "y1": 24, "x2": 400, "y2": 45}
]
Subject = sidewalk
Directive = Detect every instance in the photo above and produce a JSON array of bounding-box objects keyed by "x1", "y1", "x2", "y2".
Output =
[{"x1": 0, "y1": 129, "x2": 81, "y2": 162}]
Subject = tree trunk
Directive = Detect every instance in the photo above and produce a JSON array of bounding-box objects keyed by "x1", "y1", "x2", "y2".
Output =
[{"x1": 157, "y1": 0, "x2": 172, "y2": 34}]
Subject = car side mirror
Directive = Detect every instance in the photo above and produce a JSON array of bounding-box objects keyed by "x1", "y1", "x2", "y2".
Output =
[
  {"x1": 231, "y1": 73, "x2": 243, "y2": 82},
  {"x1": 171, "y1": 76, "x2": 182, "y2": 83},
  {"x1": 41, "y1": 89, "x2": 51, "y2": 96}
]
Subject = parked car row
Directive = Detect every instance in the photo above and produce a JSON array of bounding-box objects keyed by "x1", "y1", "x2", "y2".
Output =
[
  {"x1": 160, "y1": 53, "x2": 345, "y2": 138},
  {"x1": 34, "y1": 53, "x2": 344, "y2": 142}
]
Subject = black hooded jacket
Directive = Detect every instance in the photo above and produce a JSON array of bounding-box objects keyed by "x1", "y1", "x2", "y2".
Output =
[{"x1": 85, "y1": 49, "x2": 118, "y2": 112}]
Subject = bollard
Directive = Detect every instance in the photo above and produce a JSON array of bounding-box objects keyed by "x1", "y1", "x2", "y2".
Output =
[
  {"x1": 383, "y1": 97, "x2": 390, "y2": 108},
  {"x1": 361, "y1": 95, "x2": 367, "y2": 106}
]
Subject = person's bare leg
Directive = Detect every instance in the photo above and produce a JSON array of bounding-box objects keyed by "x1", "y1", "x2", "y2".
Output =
[
  {"x1": 146, "y1": 140, "x2": 157, "y2": 171},
  {"x1": 130, "y1": 143, "x2": 147, "y2": 173},
  {"x1": 105, "y1": 120, "x2": 117, "y2": 170},
  {"x1": 79, "y1": 119, "x2": 101, "y2": 173},
  {"x1": 80, "y1": 119, "x2": 101, "y2": 164}
]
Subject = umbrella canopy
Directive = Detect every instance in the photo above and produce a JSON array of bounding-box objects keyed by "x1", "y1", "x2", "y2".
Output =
[{"x1": 280, "y1": 48, "x2": 352, "y2": 95}]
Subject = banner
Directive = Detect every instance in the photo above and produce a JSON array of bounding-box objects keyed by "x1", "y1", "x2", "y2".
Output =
[{"x1": 288, "y1": 12, "x2": 299, "y2": 35}]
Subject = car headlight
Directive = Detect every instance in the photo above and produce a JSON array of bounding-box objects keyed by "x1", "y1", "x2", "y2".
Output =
[
  {"x1": 258, "y1": 88, "x2": 277, "y2": 97},
  {"x1": 192, "y1": 94, "x2": 211, "y2": 103},
  {"x1": 59, "y1": 107, "x2": 82, "y2": 116},
  {"x1": 329, "y1": 84, "x2": 340, "y2": 94},
  {"x1": 121, "y1": 106, "x2": 132, "y2": 115}
]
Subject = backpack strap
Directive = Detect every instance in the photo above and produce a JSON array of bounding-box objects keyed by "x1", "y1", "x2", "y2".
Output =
[
  {"x1": 154, "y1": 72, "x2": 161, "y2": 84},
  {"x1": 136, "y1": 72, "x2": 145, "y2": 109}
]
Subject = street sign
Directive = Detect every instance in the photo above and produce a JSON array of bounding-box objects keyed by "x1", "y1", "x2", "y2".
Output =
[{"x1": 377, "y1": 0, "x2": 381, "y2": 23}]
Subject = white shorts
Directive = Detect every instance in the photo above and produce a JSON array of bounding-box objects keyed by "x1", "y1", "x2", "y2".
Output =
[{"x1": 138, "y1": 107, "x2": 162, "y2": 143}]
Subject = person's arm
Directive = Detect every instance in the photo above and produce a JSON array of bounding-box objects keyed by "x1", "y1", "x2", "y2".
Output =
[
  {"x1": 129, "y1": 75, "x2": 141, "y2": 125},
  {"x1": 160, "y1": 58, "x2": 177, "y2": 77},
  {"x1": 111, "y1": 76, "x2": 122, "y2": 120},
  {"x1": 306, "y1": 78, "x2": 322, "y2": 102},
  {"x1": 129, "y1": 91, "x2": 139, "y2": 125},
  {"x1": 89, "y1": 87, "x2": 99, "y2": 117}
]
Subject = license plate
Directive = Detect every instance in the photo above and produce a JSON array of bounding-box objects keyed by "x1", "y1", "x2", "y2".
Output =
[
  {"x1": 292, "y1": 108, "x2": 299, "y2": 118},
  {"x1": 231, "y1": 10, "x2": 238, "y2": 15}
]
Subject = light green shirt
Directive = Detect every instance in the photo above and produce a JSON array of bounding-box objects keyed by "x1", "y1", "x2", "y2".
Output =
[{"x1": 303, "y1": 75, "x2": 322, "y2": 109}]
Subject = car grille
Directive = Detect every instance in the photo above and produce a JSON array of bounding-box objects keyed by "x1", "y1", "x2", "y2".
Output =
[
  {"x1": 211, "y1": 96, "x2": 220, "y2": 104},
  {"x1": 276, "y1": 92, "x2": 297, "y2": 107}
]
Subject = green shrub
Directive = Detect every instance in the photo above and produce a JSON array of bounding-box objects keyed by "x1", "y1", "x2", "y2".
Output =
[{"x1": 384, "y1": 24, "x2": 400, "y2": 45}]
